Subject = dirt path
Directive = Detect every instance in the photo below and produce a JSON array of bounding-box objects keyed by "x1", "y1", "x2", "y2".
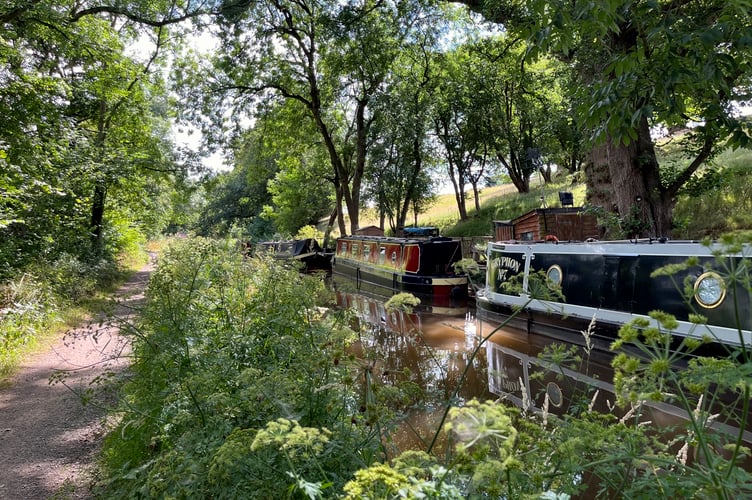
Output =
[{"x1": 0, "y1": 260, "x2": 154, "y2": 499}]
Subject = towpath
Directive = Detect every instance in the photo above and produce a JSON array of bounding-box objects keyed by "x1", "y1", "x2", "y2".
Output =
[{"x1": 0, "y1": 259, "x2": 153, "y2": 499}]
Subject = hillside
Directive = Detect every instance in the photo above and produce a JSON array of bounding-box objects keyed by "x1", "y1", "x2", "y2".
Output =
[
  {"x1": 358, "y1": 176, "x2": 588, "y2": 238},
  {"x1": 360, "y1": 144, "x2": 752, "y2": 241}
]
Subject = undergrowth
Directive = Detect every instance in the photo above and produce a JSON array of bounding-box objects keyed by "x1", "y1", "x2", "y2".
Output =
[
  {"x1": 97, "y1": 235, "x2": 752, "y2": 498},
  {"x1": 98, "y1": 237, "x2": 379, "y2": 498}
]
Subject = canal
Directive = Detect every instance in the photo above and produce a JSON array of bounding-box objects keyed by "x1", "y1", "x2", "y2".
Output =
[{"x1": 331, "y1": 277, "x2": 752, "y2": 461}]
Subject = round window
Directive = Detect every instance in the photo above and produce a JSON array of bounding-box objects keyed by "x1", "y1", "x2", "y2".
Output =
[
  {"x1": 546, "y1": 265, "x2": 563, "y2": 287},
  {"x1": 546, "y1": 382, "x2": 563, "y2": 407},
  {"x1": 694, "y1": 272, "x2": 726, "y2": 309}
]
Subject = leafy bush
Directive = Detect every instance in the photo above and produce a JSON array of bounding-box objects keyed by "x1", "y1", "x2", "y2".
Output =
[
  {"x1": 0, "y1": 273, "x2": 59, "y2": 375},
  {"x1": 99, "y1": 235, "x2": 752, "y2": 498},
  {"x1": 99, "y1": 237, "x2": 378, "y2": 498},
  {"x1": 0, "y1": 251, "x2": 126, "y2": 377}
]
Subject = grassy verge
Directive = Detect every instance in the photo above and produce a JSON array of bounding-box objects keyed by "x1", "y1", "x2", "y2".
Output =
[
  {"x1": 357, "y1": 175, "x2": 588, "y2": 238},
  {"x1": 0, "y1": 247, "x2": 149, "y2": 384}
]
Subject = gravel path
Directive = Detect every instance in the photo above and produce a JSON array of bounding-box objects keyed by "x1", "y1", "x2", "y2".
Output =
[{"x1": 0, "y1": 261, "x2": 153, "y2": 499}]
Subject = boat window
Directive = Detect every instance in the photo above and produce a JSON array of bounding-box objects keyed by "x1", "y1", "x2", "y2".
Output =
[
  {"x1": 546, "y1": 265, "x2": 563, "y2": 288},
  {"x1": 340, "y1": 242, "x2": 347, "y2": 255},
  {"x1": 363, "y1": 245, "x2": 371, "y2": 261},
  {"x1": 520, "y1": 231, "x2": 535, "y2": 241},
  {"x1": 546, "y1": 382, "x2": 563, "y2": 407},
  {"x1": 379, "y1": 247, "x2": 386, "y2": 264},
  {"x1": 391, "y1": 251, "x2": 397, "y2": 264},
  {"x1": 694, "y1": 272, "x2": 726, "y2": 308},
  {"x1": 352, "y1": 243, "x2": 359, "y2": 257}
]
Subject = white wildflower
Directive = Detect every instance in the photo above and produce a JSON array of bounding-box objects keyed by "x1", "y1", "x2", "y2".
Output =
[{"x1": 588, "y1": 390, "x2": 600, "y2": 413}]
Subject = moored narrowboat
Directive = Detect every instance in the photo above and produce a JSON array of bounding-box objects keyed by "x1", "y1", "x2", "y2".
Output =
[
  {"x1": 332, "y1": 235, "x2": 468, "y2": 305},
  {"x1": 254, "y1": 238, "x2": 332, "y2": 272},
  {"x1": 477, "y1": 239, "x2": 752, "y2": 348}
]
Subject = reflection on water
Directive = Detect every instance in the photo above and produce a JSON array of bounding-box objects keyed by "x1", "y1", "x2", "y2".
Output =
[{"x1": 334, "y1": 285, "x2": 752, "y2": 457}]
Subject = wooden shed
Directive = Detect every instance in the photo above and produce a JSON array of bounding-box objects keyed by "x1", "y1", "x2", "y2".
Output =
[
  {"x1": 493, "y1": 207, "x2": 600, "y2": 242},
  {"x1": 355, "y1": 225, "x2": 384, "y2": 237}
]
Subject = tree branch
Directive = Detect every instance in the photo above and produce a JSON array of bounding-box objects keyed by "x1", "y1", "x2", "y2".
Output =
[{"x1": 69, "y1": 2, "x2": 211, "y2": 27}]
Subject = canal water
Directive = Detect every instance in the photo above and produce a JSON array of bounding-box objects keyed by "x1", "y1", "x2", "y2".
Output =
[{"x1": 331, "y1": 278, "x2": 752, "y2": 460}]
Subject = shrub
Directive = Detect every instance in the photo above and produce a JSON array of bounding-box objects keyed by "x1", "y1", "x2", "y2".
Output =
[{"x1": 99, "y1": 237, "x2": 377, "y2": 498}]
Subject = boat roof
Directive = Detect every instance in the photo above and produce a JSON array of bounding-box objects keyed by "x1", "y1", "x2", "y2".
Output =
[
  {"x1": 488, "y1": 238, "x2": 748, "y2": 257},
  {"x1": 338, "y1": 234, "x2": 456, "y2": 245}
]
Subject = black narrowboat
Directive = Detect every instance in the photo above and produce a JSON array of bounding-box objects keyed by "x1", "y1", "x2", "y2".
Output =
[
  {"x1": 332, "y1": 235, "x2": 468, "y2": 306},
  {"x1": 478, "y1": 239, "x2": 752, "y2": 348},
  {"x1": 254, "y1": 238, "x2": 332, "y2": 272}
]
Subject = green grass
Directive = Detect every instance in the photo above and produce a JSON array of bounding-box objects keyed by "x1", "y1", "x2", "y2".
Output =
[{"x1": 413, "y1": 176, "x2": 587, "y2": 238}]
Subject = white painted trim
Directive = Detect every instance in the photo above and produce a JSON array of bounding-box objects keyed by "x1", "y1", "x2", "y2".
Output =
[{"x1": 479, "y1": 292, "x2": 752, "y2": 347}]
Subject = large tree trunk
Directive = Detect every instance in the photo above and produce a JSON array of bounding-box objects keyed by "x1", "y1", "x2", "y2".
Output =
[{"x1": 587, "y1": 117, "x2": 673, "y2": 239}]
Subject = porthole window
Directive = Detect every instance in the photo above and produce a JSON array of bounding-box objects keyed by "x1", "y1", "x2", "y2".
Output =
[
  {"x1": 694, "y1": 272, "x2": 726, "y2": 309},
  {"x1": 546, "y1": 382, "x2": 563, "y2": 407},
  {"x1": 391, "y1": 251, "x2": 397, "y2": 264},
  {"x1": 546, "y1": 265, "x2": 563, "y2": 288}
]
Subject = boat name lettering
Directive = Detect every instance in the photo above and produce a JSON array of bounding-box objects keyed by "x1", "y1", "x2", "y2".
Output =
[
  {"x1": 499, "y1": 376, "x2": 522, "y2": 393},
  {"x1": 494, "y1": 256, "x2": 522, "y2": 273},
  {"x1": 493, "y1": 256, "x2": 522, "y2": 283}
]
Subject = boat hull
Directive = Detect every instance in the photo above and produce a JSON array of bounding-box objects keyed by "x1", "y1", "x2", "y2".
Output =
[
  {"x1": 332, "y1": 235, "x2": 468, "y2": 307},
  {"x1": 254, "y1": 239, "x2": 332, "y2": 272},
  {"x1": 478, "y1": 240, "x2": 752, "y2": 348}
]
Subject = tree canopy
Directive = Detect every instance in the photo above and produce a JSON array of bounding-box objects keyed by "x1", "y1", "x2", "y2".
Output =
[
  {"x1": 1, "y1": 1, "x2": 191, "y2": 276},
  {"x1": 453, "y1": 0, "x2": 752, "y2": 237}
]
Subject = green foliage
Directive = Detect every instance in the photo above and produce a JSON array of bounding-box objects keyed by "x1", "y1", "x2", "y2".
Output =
[
  {"x1": 343, "y1": 451, "x2": 463, "y2": 499},
  {"x1": 1, "y1": 2, "x2": 190, "y2": 282},
  {"x1": 607, "y1": 235, "x2": 752, "y2": 497},
  {"x1": 672, "y1": 150, "x2": 752, "y2": 238},
  {"x1": 0, "y1": 274, "x2": 59, "y2": 377},
  {"x1": 384, "y1": 293, "x2": 421, "y2": 313},
  {"x1": 99, "y1": 237, "x2": 376, "y2": 498},
  {"x1": 93, "y1": 234, "x2": 752, "y2": 498}
]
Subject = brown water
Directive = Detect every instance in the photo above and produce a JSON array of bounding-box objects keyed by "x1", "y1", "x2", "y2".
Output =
[{"x1": 333, "y1": 286, "x2": 752, "y2": 459}]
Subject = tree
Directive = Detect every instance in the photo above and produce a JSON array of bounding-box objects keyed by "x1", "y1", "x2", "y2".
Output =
[
  {"x1": 196, "y1": 102, "x2": 334, "y2": 239},
  {"x1": 1, "y1": 2, "x2": 184, "y2": 273},
  {"x1": 180, "y1": 0, "x2": 436, "y2": 236},
  {"x1": 365, "y1": 35, "x2": 440, "y2": 233},
  {"x1": 197, "y1": 119, "x2": 279, "y2": 237},
  {"x1": 454, "y1": 0, "x2": 752, "y2": 237},
  {"x1": 261, "y1": 105, "x2": 335, "y2": 236},
  {"x1": 467, "y1": 36, "x2": 568, "y2": 194},
  {"x1": 432, "y1": 47, "x2": 487, "y2": 220}
]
